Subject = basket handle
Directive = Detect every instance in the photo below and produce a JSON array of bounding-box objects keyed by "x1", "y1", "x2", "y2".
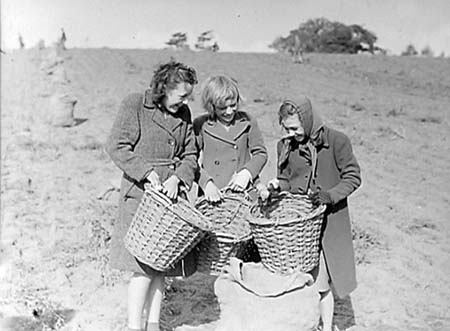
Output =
[
  {"x1": 144, "y1": 186, "x2": 210, "y2": 230},
  {"x1": 195, "y1": 188, "x2": 250, "y2": 230},
  {"x1": 221, "y1": 185, "x2": 253, "y2": 201}
]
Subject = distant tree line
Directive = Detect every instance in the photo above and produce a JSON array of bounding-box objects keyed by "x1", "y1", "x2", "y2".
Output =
[
  {"x1": 270, "y1": 18, "x2": 381, "y2": 55},
  {"x1": 166, "y1": 31, "x2": 219, "y2": 52},
  {"x1": 401, "y1": 44, "x2": 444, "y2": 57}
]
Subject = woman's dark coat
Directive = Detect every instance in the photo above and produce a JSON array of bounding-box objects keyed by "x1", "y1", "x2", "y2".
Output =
[{"x1": 106, "y1": 91, "x2": 198, "y2": 276}]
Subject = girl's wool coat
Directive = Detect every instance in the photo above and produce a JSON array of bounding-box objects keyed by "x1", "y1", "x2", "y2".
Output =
[
  {"x1": 277, "y1": 126, "x2": 361, "y2": 298},
  {"x1": 106, "y1": 91, "x2": 198, "y2": 276},
  {"x1": 194, "y1": 111, "x2": 268, "y2": 190}
]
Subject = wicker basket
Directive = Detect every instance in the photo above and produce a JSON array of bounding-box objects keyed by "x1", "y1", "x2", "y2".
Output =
[
  {"x1": 248, "y1": 192, "x2": 326, "y2": 274},
  {"x1": 195, "y1": 190, "x2": 252, "y2": 275},
  {"x1": 124, "y1": 187, "x2": 210, "y2": 272}
]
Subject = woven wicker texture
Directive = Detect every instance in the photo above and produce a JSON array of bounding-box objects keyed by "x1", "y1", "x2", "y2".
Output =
[
  {"x1": 195, "y1": 190, "x2": 253, "y2": 275},
  {"x1": 249, "y1": 192, "x2": 326, "y2": 274},
  {"x1": 124, "y1": 188, "x2": 210, "y2": 272}
]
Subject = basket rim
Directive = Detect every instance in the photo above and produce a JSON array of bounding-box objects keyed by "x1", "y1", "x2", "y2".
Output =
[
  {"x1": 195, "y1": 187, "x2": 252, "y2": 208},
  {"x1": 248, "y1": 192, "x2": 326, "y2": 226},
  {"x1": 210, "y1": 232, "x2": 252, "y2": 242},
  {"x1": 144, "y1": 187, "x2": 211, "y2": 231}
]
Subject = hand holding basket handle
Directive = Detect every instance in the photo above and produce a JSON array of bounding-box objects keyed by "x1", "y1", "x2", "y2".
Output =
[
  {"x1": 256, "y1": 180, "x2": 281, "y2": 209},
  {"x1": 228, "y1": 169, "x2": 252, "y2": 192},
  {"x1": 204, "y1": 180, "x2": 223, "y2": 202},
  {"x1": 308, "y1": 187, "x2": 332, "y2": 207},
  {"x1": 145, "y1": 171, "x2": 182, "y2": 200},
  {"x1": 145, "y1": 170, "x2": 163, "y2": 191},
  {"x1": 162, "y1": 175, "x2": 181, "y2": 200}
]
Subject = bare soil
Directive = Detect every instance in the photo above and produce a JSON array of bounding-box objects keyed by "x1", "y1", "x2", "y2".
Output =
[{"x1": 1, "y1": 48, "x2": 449, "y2": 331}]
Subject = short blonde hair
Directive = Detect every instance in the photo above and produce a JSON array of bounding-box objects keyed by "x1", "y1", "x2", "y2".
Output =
[{"x1": 201, "y1": 75, "x2": 241, "y2": 119}]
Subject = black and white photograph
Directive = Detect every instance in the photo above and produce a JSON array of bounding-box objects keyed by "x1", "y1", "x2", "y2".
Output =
[{"x1": 1, "y1": 1, "x2": 449, "y2": 330}]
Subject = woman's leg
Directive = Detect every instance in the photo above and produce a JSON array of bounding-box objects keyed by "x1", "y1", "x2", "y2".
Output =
[
  {"x1": 128, "y1": 272, "x2": 152, "y2": 330},
  {"x1": 319, "y1": 289, "x2": 334, "y2": 331},
  {"x1": 144, "y1": 274, "x2": 165, "y2": 331}
]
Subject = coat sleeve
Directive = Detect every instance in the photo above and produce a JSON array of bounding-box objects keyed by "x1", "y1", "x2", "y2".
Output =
[
  {"x1": 327, "y1": 132, "x2": 362, "y2": 204},
  {"x1": 241, "y1": 116, "x2": 268, "y2": 180},
  {"x1": 276, "y1": 140, "x2": 291, "y2": 192},
  {"x1": 105, "y1": 94, "x2": 155, "y2": 182},
  {"x1": 174, "y1": 113, "x2": 198, "y2": 190},
  {"x1": 193, "y1": 116, "x2": 214, "y2": 190}
]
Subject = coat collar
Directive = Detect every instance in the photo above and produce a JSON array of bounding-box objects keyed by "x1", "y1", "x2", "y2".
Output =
[
  {"x1": 204, "y1": 111, "x2": 251, "y2": 143},
  {"x1": 142, "y1": 91, "x2": 184, "y2": 135},
  {"x1": 289, "y1": 126, "x2": 330, "y2": 153},
  {"x1": 318, "y1": 126, "x2": 330, "y2": 148}
]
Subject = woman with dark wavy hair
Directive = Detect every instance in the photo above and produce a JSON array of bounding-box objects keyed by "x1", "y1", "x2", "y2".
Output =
[{"x1": 106, "y1": 60, "x2": 198, "y2": 331}]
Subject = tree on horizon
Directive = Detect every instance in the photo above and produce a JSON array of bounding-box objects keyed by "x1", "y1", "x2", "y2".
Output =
[
  {"x1": 195, "y1": 30, "x2": 219, "y2": 52},
  {"x1": 166, "y1": 32, "x2": 189, "y2": 50},
  {"x1": 269, "y1": 18, "x2": 379, "y2": 56}
]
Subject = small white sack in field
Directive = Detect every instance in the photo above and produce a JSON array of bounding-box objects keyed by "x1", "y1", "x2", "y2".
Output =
[
  {"x1": 214, "y1": 258, "x2": 320, "y2": 331},
  {"x1": 50, "y1": 66, "x2": 69, "y2": 85},
  {"x1": 49, "y1": 93, "x2": 77, "y2": 127}
]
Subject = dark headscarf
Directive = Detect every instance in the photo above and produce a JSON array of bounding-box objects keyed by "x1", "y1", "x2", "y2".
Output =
[{"x1": 278, "y1": 97, "x2": 324, "y2": 190}]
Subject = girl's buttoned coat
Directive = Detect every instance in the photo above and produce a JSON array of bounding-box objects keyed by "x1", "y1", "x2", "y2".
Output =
[
  {"x1": 193, "y1": 111, "x2": 268, "y2": 190},
  {"x1": 277, "y1": 126, "x2": 361, "y2": 298},
  {"x1": 106, "y1": 91, "x2": 198, "y2": 276}
]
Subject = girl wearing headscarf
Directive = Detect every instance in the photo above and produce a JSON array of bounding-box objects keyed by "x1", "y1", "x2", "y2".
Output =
[{"x1": 262, "y1": 96, "x2": 361, "y2": 331}]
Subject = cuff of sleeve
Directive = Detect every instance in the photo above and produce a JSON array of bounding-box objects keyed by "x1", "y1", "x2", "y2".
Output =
[
  {"x1": 141, "y1": 167, "x2": 154, "y2": 182},
  {"x1": 327, "y1": 189, "x2": 340, "y2": 205},
  {"x1": 241, "y1": 164, "x2": 258, "y2": 181},
  {"x1": 198, "y1": 171, "x2": 213, "y2": 190},
  {"x1": 278, "y1": 179, "x2": 291, "y2": 192}
]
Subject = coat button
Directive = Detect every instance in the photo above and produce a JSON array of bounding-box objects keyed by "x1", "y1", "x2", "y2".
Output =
[
  {"x1": 169, "y1": 164, "x2": 175, "y2": 170},
  {"x1": 168, "y1": 139, "x2": 175, "y2": 146},
  {"x1": 214, "y1": 160, "x2": 220, "y2": 165},
  {"x1": 233, "y1": 145, "x2": 238, "y2": 149}
]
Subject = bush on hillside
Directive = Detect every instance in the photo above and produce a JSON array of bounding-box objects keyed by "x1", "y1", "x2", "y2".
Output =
[
  {"x1": 195, "y1": 30, "x2": 220, "y2": 52},
  {"x1": 401, "y1": 44, "x2": 418, "y2": 56},
  {"x1": 421, "y1": 45, "x2": 434, "y2": 57},
  {"x1": 269, "y1": 17, "x2": 378, "y2": 55},
  {"x1": 166, "y1": 32, "x2": 190, "y2": 50}
]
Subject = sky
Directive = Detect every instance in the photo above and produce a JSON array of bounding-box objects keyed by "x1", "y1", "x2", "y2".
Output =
[{"x1": 2, "y1": 0, "x2": 450, "y2": 55}]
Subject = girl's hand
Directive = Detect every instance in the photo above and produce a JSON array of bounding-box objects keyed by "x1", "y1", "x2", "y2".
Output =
[
  {"x1": 267, "y1": 178, "x2": 280, "y2": 190},
  {"x1": 309, "y1": 189, "x2": 332, "y2": 206},
  {"x1": 228, "y1": 169, "x2": 252, "y2": 192},
  {"x1": 204, "y1": 180, "x2": 222, "y2": 202},
  {"x1": 162, "y1": 175, "x2": 180, "y2": 199},
  {"x1": 256, "y1": 182, "x2": 270, "y2": 201},
  {"x1": 146, "y1": 170, "x2": 162, "y2": 191}
]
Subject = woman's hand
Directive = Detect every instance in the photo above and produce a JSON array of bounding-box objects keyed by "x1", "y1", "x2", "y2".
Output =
[
  {"x1": 204, "y1": 180, "x2": 222, "y2": 202},
  {"x1": 228, "y1": 169, "x2": 252, "y2": 192},
  {"x1": 162, "y1": 175, "x2": 180, "y2": 199},
  {"x1": 145, "y1": 170, "x2": 162, "y2": 191}
]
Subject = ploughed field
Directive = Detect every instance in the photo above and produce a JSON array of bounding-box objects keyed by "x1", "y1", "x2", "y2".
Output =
[{"x1": 1, "y1": 48, "x2": 449, "y2": 331}]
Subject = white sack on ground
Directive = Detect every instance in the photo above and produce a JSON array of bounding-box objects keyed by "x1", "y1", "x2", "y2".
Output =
[
  {"x1": 50, "y1": 66, "x2": 69, "y2": 85},
  {"x1": 49, "y1": 93, "x2": 77, "y2": 127},
  {"x1": 214, "y1": 258, "x2": 320, "y2": 331}
]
